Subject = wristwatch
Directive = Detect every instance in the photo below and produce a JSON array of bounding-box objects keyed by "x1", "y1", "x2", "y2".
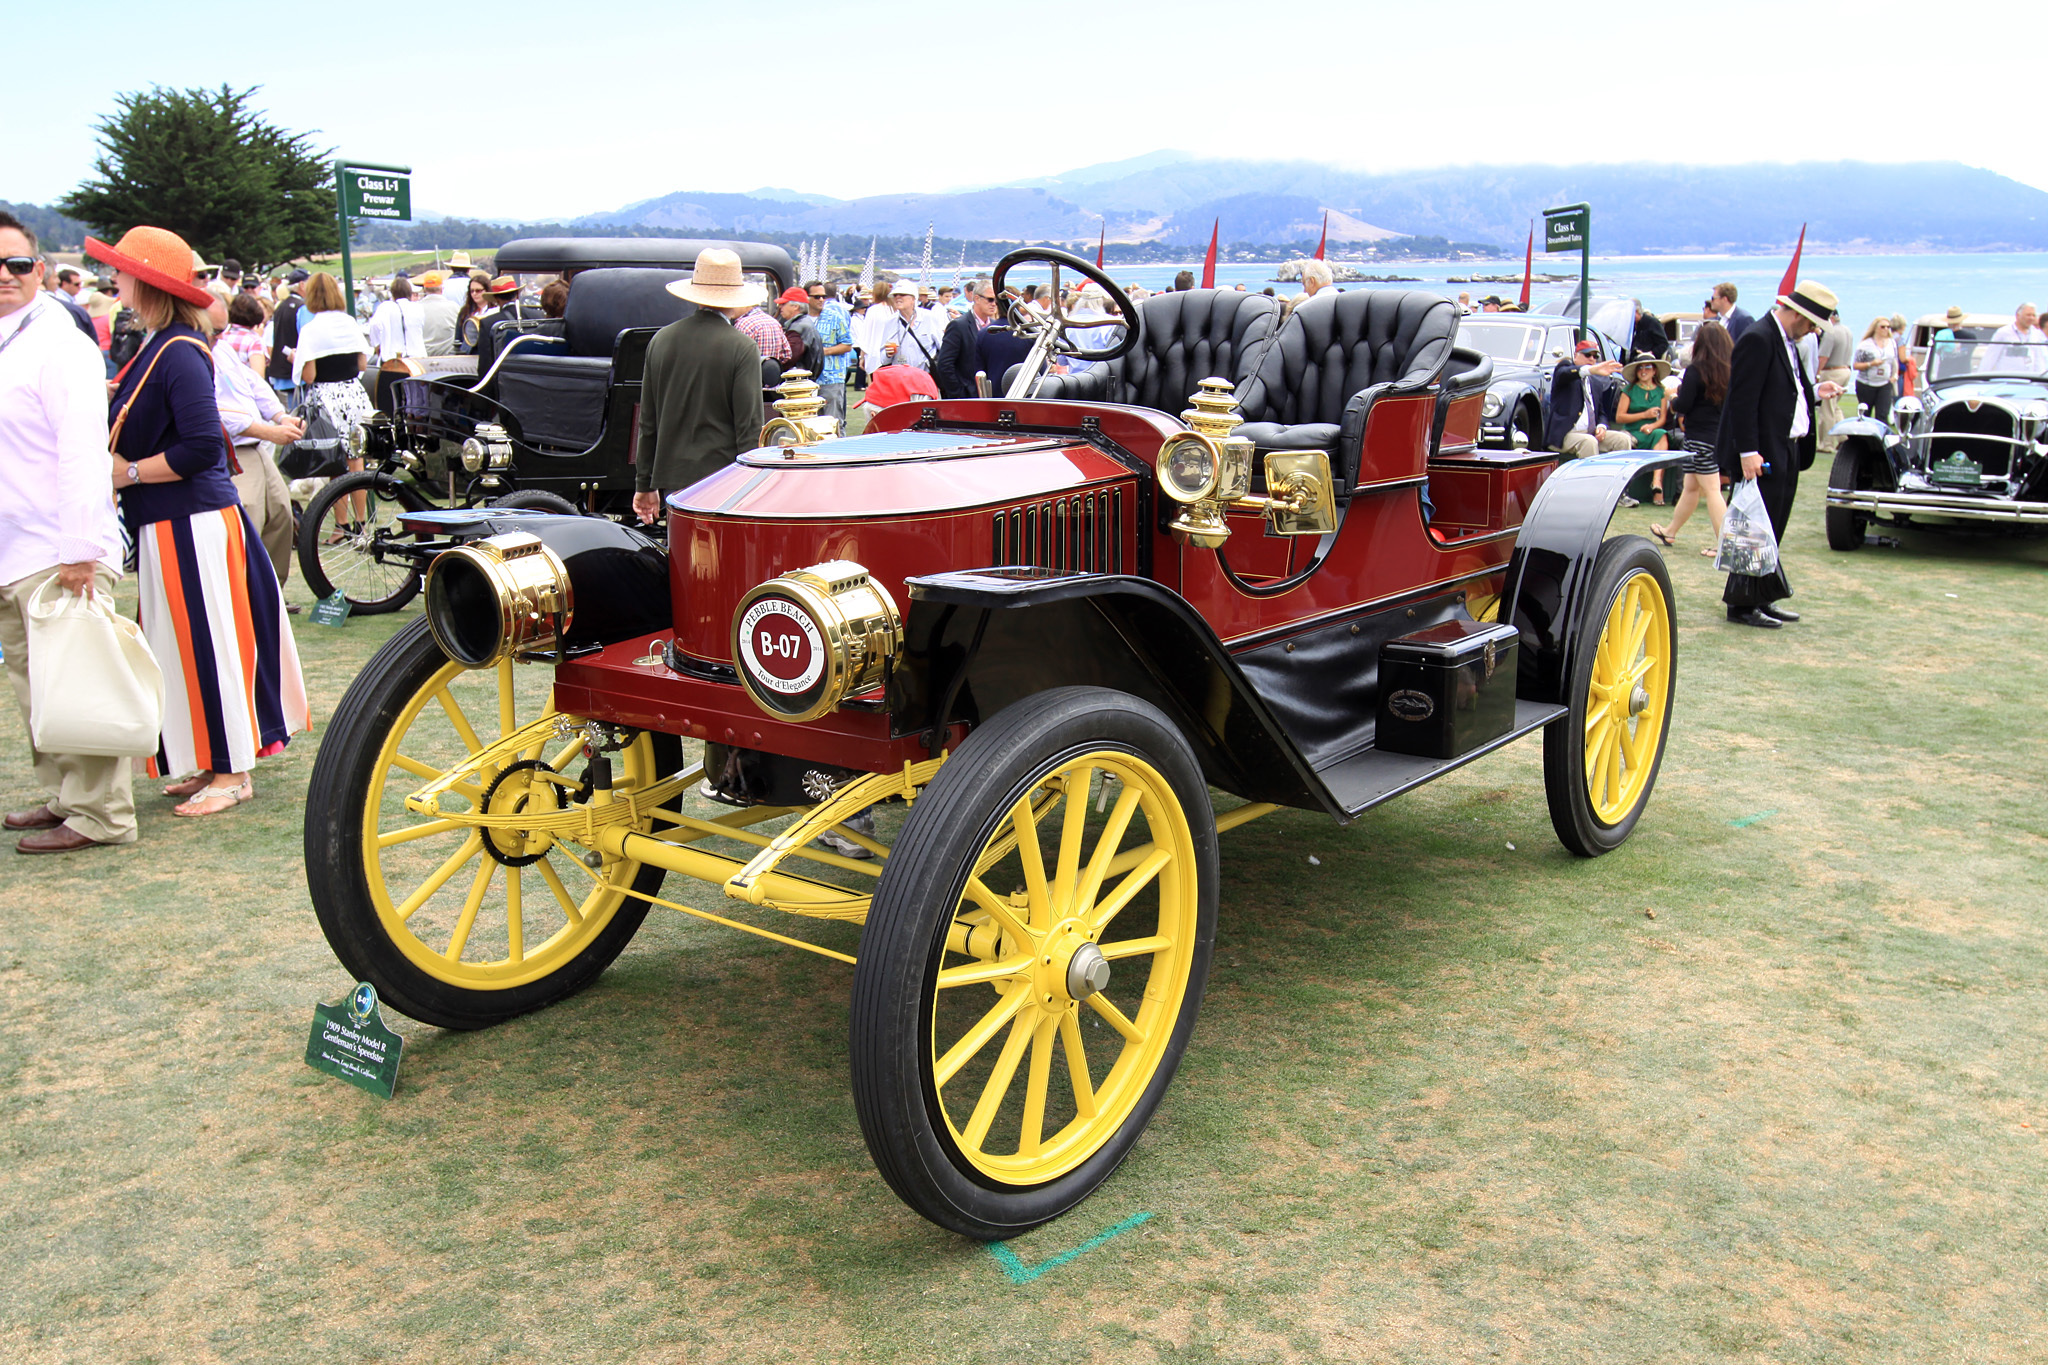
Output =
[{"x1": 126, "y1": 462, "x2": 140, "y2": 485}]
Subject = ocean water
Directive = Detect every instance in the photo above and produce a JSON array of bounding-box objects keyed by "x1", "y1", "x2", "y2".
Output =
[{"x1": 986, "y1": 253, "x2": 2048, "y2": 332}]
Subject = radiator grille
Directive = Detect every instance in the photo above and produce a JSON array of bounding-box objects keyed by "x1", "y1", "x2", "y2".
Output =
[{"x1": 991, "y1": 489, "x2": 1124, "y2": 573}]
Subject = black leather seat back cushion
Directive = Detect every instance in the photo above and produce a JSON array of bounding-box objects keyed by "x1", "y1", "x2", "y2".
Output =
[
  {"x1": 1034, "y1": 289, "x2": 1280, "y2": 410},
  {"x1": 1239, "y1": 290, "x2": 1458, "y2": 426},
  {"x1": 563, "y1": 267, "x2": 695, "y2": 358},
  {"x1": 498, "y1": 355, "x2": 612, "y2": 448}
]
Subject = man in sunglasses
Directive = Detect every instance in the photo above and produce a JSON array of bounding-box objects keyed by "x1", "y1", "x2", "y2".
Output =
[
  {"x1": 934, "y1": 277, "x2": 1001, "y2": 400},
  {"x1": 0, "y1": 212, "x2": 136, "y2": 853},
  {"x1": 806, "y1": 281, "x2": 853, "y2": 423}
]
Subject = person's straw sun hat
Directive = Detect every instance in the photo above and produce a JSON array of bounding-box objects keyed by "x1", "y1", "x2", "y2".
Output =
[
  {"x1": 447, "y1": 251, "x2": 473, "y2": 269},
  {"x1": 665, "y1": 248, "x2": 767, "y2": 309},
  {"x1": 1777, "y1": 279, "x2": 1839, "y2": 330},
  {"x1": 1626, "y1": 350, "x2": 1671, "y2": 383},
  {"x1": 83, "y1": 226, "x2": 215, "y2": 307}
]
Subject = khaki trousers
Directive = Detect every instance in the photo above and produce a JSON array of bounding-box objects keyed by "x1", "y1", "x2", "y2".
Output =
[
  {"x1": 0, "y1": 564, "x2": 139, "y2": 844},
  {"x1": 1816, "y1": 367, "x2": 1855, "y2": 453},
  {"x1": 231, "y1": 441, "x2": 294, "y2": 585},
  {"x1": 1558, "y1": 429, "x2": 1635, "y2": 460}
]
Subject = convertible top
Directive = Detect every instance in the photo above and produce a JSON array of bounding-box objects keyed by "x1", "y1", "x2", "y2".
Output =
[{"x1": 495, "y1": 237, "x2": 796, "y2": 289}]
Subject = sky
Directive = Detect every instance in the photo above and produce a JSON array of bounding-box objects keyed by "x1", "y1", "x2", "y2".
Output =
[{"x1": 16, "y1": 0, "x2": 2046, "y2": 225}]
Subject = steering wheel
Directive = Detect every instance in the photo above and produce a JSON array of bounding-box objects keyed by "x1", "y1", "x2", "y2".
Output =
[{"x1": 991, "y1": 246, "x2": 1141, "y2": 363}]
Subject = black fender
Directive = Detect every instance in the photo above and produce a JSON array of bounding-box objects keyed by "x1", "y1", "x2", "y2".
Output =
[
  {"x1": 1829, "y1": 422, "x2": 1901, "y2": 487},
  {"x1": 1503, "y1": 449, "x2": 1682, "y2": 705},
  {"x1": 891, "y1": 569, "x2": 1337, "y2": 816}
]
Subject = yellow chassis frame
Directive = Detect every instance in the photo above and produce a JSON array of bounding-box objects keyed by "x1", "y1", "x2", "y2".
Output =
[{"x1": 404, "y1": 713, "x2": 1277, "y2": 968}]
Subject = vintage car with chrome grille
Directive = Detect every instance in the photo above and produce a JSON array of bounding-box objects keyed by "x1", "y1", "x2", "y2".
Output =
[
  {"x1": 1826, "y1": 331, "x2": 2048, "y2": 549},
  {"x1": 1454, "y1": 314, "x2": 1619, "y2": 450},
  {"x1": 304, "y1": 248, "x2": 1681, "y2": 1241}
]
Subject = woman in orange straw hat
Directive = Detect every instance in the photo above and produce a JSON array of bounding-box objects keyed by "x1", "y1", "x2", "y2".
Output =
[{"x1": 88, "y1": 224, "x2": 309, "y2": 816}]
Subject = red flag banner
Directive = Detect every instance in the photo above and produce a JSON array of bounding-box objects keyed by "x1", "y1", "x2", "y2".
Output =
[
  {"x1": 1095, "y1": 224, "x2": 1105, "y2": 270},
  {"x1": 1201, "y1": 218, "x2": 1219, "y2": 289},
  {"x1": 1778, "y1": 224, "x2": 1806, "y2": 297},
  {"x1": 1314, "y1": 211, "x2": 1328, "y2": 262},
  {"x1": 1518, "y1": 223, "x2": 1533, "y2": 309}
]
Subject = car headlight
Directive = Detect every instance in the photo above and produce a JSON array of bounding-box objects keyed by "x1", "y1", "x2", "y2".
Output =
[
  {"x1": 732, "y1": 561, "x2": 901, "y2": 723},
  {"x1": 1892, "y1": 396, "x2": 1922, "y2": 420},
  {"x1": 2022, "y1": 400, "x2": 2048, "y2": 423},
  {"x1": 1158, "y1": 435, "x2": 1220, "y2": 503},
  {"x1": 347, "y1": 421, "x2": 369, "y2": 458},
  {"x1": 425, "y1": 532, "x2": 573, "y2": 668},
  {"x1": 1482, "y1": 392, "x2": 1504, "y2": 418},
  {"x1": 461, "y1": 423, "x2": 513, "y2": 473}
]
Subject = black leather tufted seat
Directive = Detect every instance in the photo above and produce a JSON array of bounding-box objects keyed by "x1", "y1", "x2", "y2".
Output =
[
  {"x1": 496, "y1": 268, "x2": 694, "y2": 448},
  {"x1": 1028, "y1": 289, "x2": 1282, "y2": 411},
  {"x1": 1234, "y1": 290, "x2": 1460, "y2": 487}
]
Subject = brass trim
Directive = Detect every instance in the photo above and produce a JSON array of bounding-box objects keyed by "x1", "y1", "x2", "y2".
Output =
[{"x1": 731, "y1": 560, "x2": 903, "y2": 724}]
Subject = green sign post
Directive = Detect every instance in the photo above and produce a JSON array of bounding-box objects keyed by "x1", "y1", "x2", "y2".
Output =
[
  {"x1": 305, "y1": 982, "x2": 405, "y2": 1099},
  {"x1": 1544, "y1": 202, "x2": 1592, "y2": 342},
  {"x1": 333, "y1": 159, "x2": 413, "y2": 318}
]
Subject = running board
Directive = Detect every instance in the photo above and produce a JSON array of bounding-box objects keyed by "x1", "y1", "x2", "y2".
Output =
[{"x1": 1317, "y1": 700, "x2": 1567, "y2": 818}]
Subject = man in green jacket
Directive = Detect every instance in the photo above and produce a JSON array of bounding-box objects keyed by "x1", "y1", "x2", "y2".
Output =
[{"x1": 632, "y1": 248, "x2": 767, "y2": 525}]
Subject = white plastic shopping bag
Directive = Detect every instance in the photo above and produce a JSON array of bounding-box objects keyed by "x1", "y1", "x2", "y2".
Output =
[
  {"x1": 1714, "y1": 479, "x2": 1781, "y2": 576},
  {"x1": 25, "y1": 576, "x2": 164, "y2": 757}
]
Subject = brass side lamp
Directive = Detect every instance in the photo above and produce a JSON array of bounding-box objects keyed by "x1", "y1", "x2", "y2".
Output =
[
  {"x1": 758, "y1": 370, "x2": 842, "y2": 452},
  {"x1": 1155, "y1": 378, "x2": 1338, "y2": 547}
]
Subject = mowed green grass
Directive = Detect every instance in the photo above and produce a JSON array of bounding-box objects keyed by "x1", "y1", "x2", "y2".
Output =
[{"x1": 2, "y1": 471, "x2": 2045, "y2": 1364}]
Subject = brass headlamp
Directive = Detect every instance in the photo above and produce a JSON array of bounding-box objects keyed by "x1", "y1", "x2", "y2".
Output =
[
  {"x1": 758, "y1": 370, "x2": 842, "y2": 452},
  {"x1": 731, "y1": 560, "x2": 901, "y2": 723},
  {"x1": 1156, "y1": 378, "x2": 1337, "y2": 548},
  {"x1": 460, "y1": 422, "x2": 514, "y2": 489},
  {"x1": 425, "y1": 531, "x2": 573, "y2": 668}
]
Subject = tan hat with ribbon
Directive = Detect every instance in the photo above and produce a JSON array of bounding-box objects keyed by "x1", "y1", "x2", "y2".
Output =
[
  {"x1": 1776, "y1": 279, "x2": 1839, "y2": 330},
  {"x1": 666, "y1": 248, "x2": 767, "y2": 309}
]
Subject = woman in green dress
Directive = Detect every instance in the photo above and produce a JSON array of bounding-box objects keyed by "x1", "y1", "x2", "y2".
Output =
[{"x1": 1614, "y1": 352, "x2": 1672, "y2": 503}]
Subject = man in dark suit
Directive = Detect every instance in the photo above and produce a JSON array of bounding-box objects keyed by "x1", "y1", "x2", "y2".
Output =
[
  {"x1": 1710, "y1": 282, "x2": 1754, "y2": 343},
  {"x1": 933, "y1": 276, "x2": 1001, "y2": 399},
  {"x1": 633, "y1": 248, "x2": 766, "y2": 525},
  {"x1": 1715, "y1": 280, "x2": 1845, "y2": 628},
  {"x1": 1545, "y1": 339, "x2": 1629, "y2": 455}
]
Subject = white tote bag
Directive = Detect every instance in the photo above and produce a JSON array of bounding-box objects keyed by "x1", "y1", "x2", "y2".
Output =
[{"x1": 25, "y1": 576, "x2": 165, "y2": 758}]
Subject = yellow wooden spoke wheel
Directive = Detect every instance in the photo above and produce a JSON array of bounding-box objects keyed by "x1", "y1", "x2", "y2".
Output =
[
  {"x1": 850, "y1": 687, "x2": 1218, "y2": 1240},
  {"x1": 1544, "y1": 537, "x2": 1676, "y2": 855},
  {"x1": 305, "y1": 618, "x2": 682, "y2": 1029}
]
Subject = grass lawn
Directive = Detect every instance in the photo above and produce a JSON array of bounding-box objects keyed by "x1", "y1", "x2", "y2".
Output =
[{"x1": 2, "y1": 471, "x2": 2045, "y2": 1363}]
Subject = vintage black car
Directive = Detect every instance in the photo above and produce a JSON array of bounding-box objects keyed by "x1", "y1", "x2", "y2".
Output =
[
  {"x1": 1826, "y1": 332, "x2": 2048, "y2": 549},
  {"x1": 1456, "y1": 314, "x2": 1620, "y2": 449},
  {"x1": 295, "y1": 237, "x2": 799, "y2": 611}
]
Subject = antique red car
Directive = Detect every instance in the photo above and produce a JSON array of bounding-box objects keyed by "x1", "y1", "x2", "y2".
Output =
[{"x1": 306, "y1": 249, "x2": 1678, "y2": 1240}]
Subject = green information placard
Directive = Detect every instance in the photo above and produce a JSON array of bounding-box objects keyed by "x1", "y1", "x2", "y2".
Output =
[
  {"x1": 305, "y1": 983, "x2": 404, "y2": 1099},
  {"x1": 309, "y1": 591, "x2": 351, "y2": 627},
  {"x1": 342, "y1": 170, "x2": 412, "y2": 222},
  {"x1": 1545, "y1": 208, "x2": 1588, "y2": 252}
]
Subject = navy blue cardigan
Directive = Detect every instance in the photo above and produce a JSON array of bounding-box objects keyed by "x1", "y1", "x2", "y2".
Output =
[{"x1": 110, "y1": 325, "x2": 240, "y2": 533}]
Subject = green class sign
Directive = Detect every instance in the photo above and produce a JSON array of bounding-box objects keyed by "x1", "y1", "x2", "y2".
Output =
[
  {"x1": 1545, "y1": 208, "x2": 1588, "y2": 252},
  {"x1": 343, "y1": 171, "x2": 412, "y2": 222}
]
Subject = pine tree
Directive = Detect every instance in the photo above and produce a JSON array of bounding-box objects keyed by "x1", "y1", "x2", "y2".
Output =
[{"x1": 60, "y1": 85, "x2": 338, "y2": 273}]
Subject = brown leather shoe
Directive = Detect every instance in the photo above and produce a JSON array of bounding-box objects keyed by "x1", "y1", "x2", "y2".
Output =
[
  {"x1": 16, "y1": 825, "x2": 110, "y2": 854},
  {"x1": 4, "y1": 805, "x2": 63, "y2": 831}
]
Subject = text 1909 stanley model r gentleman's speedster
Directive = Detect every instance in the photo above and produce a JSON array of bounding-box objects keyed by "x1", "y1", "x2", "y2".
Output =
[{"x1": 306, "y1": 250, "x2": 1680, "y2": 1240}]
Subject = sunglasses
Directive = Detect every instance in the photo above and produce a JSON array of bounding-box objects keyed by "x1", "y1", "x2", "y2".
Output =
[{"x1": 3, "y1": 257, "x2": 41, "y2": 276}]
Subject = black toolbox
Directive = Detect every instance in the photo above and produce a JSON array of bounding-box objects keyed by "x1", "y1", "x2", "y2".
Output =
[{"x1": 1375, "y1": 620, "x2": 1521, "y2": 759}]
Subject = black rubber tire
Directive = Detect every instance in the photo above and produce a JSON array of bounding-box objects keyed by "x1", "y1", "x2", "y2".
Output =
[
  {"x1": 304, "y1": 618, "x2": 681, "y2": 1029},
  {"x1": 849, "y1": 686, "x2": 1219, "y2": 1240},
  {"x1": 1543, "y1": 536, "x2": 1677, "y2": 857},
  {"x1": 297, "y1": 471, "x2": 430, "y2": 613},
  {"x1": 1514, "y1": 400, "x2": 1540, "y2": 450},
  {"x1": 1825, "y1": 447, "x2": 1868, "y2": 551},
  {"x1": 491, "y1": 488, "x2": 581, "y2": 515}
]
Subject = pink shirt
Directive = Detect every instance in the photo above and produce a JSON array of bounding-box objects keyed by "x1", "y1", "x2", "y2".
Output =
[{"x1": 0, "y1": 296, "x2": 123, "y2": 582}]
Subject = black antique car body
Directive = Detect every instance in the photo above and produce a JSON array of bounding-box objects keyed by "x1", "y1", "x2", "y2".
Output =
[
  {"x1": 1826, "y1": 333, "x2": 2048, "y2": 548},
  {"x1": 1456, "y1": 314, "x2": 1620, "y2": 450}
]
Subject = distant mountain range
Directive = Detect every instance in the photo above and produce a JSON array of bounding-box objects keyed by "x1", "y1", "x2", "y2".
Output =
[{"x1": 576, "y1": 155, "x2": 2048, "y2": 254}]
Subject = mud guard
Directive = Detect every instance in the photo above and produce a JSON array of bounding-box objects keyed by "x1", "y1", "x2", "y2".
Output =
[{"x1": 1503, "y1": 449, "x2": 1682, "y2": 705}]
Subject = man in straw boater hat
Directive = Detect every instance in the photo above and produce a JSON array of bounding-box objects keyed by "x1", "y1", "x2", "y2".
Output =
[
  {"x1": 1716, "y1": 278, "x2": 1845, "y2": 629},
  {"x1": 632, "y1": 247, "x2": 768, "y2": 527}
]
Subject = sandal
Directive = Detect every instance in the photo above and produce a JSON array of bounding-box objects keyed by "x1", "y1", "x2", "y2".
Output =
[
  {"x1": 173, "y1": 777, "x2": 252, "y2": 818},
  {"x1": 323, "y1": 522, "x2": 361, "y2": 547},
  {"x1": 162, "y1": 772, "x2": 214, "y2": 798},
  {"x1": 1701, "y1": 546, "x2": 1719, "y2": 557},
  {"x1": 1651, "y1": 490, "x2": 1666, "y2": 506},
  {"x1": 1649, "y1": 524, "x2": 1677, "y2": 547}
]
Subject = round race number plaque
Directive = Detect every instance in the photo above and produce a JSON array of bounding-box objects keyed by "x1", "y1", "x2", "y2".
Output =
[{"x1": 738, "y1": 596, "x2": 826, "y2": 700}]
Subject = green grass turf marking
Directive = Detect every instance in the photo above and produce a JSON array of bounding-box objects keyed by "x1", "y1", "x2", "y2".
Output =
[
  {"x1": 985, "y1": 1212, "x2": 1153, "y2": 1284},
  {"x1": 1730, "y1": 810, "x2": 1778, "y2": 827}
]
